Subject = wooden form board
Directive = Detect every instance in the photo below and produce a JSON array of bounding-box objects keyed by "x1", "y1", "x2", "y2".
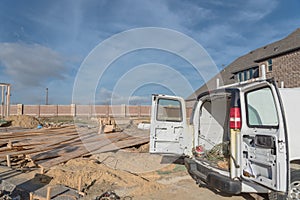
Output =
[{"x1": 0, "y1": 125, "x2": 149, "y2": 169}]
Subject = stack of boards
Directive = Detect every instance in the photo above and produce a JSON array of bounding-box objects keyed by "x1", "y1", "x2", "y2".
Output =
[{"x1": 0, "y1": 125, "x2": 149, "y2": 170}]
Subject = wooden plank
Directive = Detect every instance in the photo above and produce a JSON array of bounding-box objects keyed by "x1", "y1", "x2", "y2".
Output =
[
  {"x1": 25, "y1": 132, "x2": 127, "y2": 161},
  {"x1": 0, "y1": 125, "x2": 75, "y2": 136},
  {"x1": 1, "y1": 130, "x2": 79, "y2": 147},
  {"x1": 0, "y1": 128, "x2": 78, "y2": 139},
  {"x1": 32, "y1": 184, "x2": 80, "y2": 200},
  {"x1": 0, "y1": 129, "x2": 78, "y2": 146},
  {"x1": 0, "y1": 127, "x2": 101, "y2": 158},
  {"x1": 0, "y1": 135, "x2": 80, "y2": 158},
  {"x1": 0, "y1": 125, "x2": 149, "y2": 170},
  {"x1": 36, "y1": 134, "x2": 130, "y2": 168},
  {"x1": 90, "y1": 137, "x2": 149, "y2": 154}
]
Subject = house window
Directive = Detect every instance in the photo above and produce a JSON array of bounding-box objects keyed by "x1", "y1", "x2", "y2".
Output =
[
  {"x1": 249, "y1": 68, "x2": 253, "y2": 79},
  {"x1": 267, "y1": 59, "x2": 273, "y2": 72},
  {"x1": 253, "y1": 68, "x2": 259, "y2": 78},
  {"x1": 244, "y1": 71, "x2": 248, "y2": 81},
  {"x1": 235, "y1": 67, "x2": 259, "y2": 82},
  {"x1": 238, "y1": 72, "x2": 242, "y2": 82}
]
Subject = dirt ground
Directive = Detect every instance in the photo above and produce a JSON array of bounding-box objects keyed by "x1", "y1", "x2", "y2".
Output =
[
  {"x1": 0, "y1": 117, "x2": 267, "y2": 199},
  {"x1": 45, "y1": 150, "x2": 267, "y2": 200}
]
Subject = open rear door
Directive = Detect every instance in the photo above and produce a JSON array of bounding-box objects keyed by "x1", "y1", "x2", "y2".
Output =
[
  {"x1": 149, "y1": 94, "x2": 192, "y2": 155},
  {"x1": 240, "y1": 82, "x2": 288, "y2": 192}
]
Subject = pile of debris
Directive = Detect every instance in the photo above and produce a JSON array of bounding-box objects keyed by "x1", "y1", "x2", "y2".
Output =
[
  {"x1": 1, "y1": 115, "x2": 74, "y2": 129},
  {"x1": 3, "y1": 115, "x2": 40, "y2": 129},
  {"x1": 0, "y1": 119, "x2": 9, "y2": 127},
  {"x1": 98, "y1": 117, "x2": 122, "y2": 134},
  {"x1": 193, "y1": 142, "x2": 230, "y2": 170}
]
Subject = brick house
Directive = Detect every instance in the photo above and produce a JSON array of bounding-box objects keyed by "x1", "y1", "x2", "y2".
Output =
[{"x1": 187, "y1": 28, "x2": 300, "y2": 105}]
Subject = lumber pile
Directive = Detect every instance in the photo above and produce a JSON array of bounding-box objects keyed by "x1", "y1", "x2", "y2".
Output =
[
  {"x1": 0, "y1": 125, "x2": 149, "y2": 170},
  {"x1": 98, "y1": 117, "x2": 122, "y2": 133}
]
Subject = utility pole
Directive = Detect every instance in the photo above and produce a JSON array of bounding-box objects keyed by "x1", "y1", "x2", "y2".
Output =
[{"x1": 45, "y1": 88, "x2": 48, "y2": 105}]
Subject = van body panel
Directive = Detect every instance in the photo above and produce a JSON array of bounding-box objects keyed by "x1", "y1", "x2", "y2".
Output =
[{"x1": 279, "y1": 88, "x2": 300, "y2": 161}]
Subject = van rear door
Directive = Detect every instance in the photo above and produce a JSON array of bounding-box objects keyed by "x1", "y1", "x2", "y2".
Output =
[
  {"x1": 149, "y1": 94, "x2": 192, "y2": 155},
  {"x1": 240, "y1": 82, "x2": 288, "y2": 192}
]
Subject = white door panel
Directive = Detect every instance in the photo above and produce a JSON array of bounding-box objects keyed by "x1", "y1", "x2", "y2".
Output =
[
  {"x1": 240, "y1": 83, "x2": 288, "y2": 192},
  {"x1": 150, "y1": 94, "x2": 192, "y2": 155}
]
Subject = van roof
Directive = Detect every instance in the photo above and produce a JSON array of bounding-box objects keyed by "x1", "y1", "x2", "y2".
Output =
[{"x1": 198, "y1": 80, "x2": 272, "y2": 98}]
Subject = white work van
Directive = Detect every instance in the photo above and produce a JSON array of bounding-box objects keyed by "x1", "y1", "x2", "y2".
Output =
[{"x1": 150, "y1": 79, "x2": 300, "y2": 199}]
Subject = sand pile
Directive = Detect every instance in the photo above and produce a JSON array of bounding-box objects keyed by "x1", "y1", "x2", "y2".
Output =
[
  {"x1": 46, "y1": 158, "x2": 164, "y2": 199},
  {"x1": 5, "y1": 115, "x2": 40, "y2": 128},
  {"x1": 125, "y1": 143, "x2": 150, "y2": 153}
]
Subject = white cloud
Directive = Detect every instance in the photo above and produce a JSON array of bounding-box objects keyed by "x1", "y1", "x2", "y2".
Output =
[
  {"x1": 97, "y1": 88, "x2": 149, "y2": 105},
  {"x1": 0, "y1": 43, "x2": 66, "y2": 88},
  {"x1": 236, "y1": 0, "x2": 279, "y2": 21},
  {"x1": 72, "y1": 28, "x2": 218, "y2": 105}
]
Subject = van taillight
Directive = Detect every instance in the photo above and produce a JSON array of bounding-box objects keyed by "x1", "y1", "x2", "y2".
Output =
[{"x1": 230, "y1": 107, "x2": 241, "y2": 129}]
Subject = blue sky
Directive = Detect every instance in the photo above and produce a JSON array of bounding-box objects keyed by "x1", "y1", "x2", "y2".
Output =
[{"x1": 0, "y1": 0, "x2": 300, "y2": 105}]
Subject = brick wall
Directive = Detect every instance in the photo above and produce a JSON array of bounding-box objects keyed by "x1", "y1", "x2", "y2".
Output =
[
  {"x1": 24, "y1": 105, "x2": 40, "y2": 116},
  {"x1": 58, "y1": 105, "x2": 72, "y2": 116},
  {"x1": 140, "y1": 106, "x2": 151, "y2": 116},
  {"x1": 40, "y1": 105, "x2": 58, "y2": 116},
  {"x1": 259, "y1": 50, "x2": 300, "y2": 87},
  {"x1": 8, "y1": 104, "x2": 152, "y2": 117},
  {"x1": 76, "y1": 105, "x2": 92, "y2": 116},
  {"x1": 6, "y1": 104, "x2": 193, "y2": 118},
  {"x1": 94, "y1": 105, "x2": 109, "y2": 117}
]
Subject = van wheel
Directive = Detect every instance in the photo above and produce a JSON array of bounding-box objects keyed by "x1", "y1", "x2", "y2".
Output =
[
  {"x1": 268, "y1": 169, "x2": 300, "y2": 200},
  {"x1": 288, "y1": 170, "x2": 300, "y2": 199}
]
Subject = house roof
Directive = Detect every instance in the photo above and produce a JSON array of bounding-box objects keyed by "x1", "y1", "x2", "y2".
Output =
[
  {"x1": 186, "y1": 28, "x2": 300, "y2": 102},
  {"x1": 255, "y1": 28, "x2": 300, "y2": 62}
]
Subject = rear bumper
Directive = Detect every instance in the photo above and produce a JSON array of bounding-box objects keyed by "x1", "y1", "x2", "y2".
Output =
[{"x1": 184, "y1": 157, "x2": 242, "y2": 194}]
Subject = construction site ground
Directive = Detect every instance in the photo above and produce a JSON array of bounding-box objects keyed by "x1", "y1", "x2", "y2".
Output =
[{"x1": 0, "y1": 116, "x2": 267, "y2": 200}]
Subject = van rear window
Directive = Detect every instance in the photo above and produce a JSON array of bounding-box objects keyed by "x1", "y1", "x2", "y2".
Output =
[
  {"x1": 245, "y1": 87, "x2": 279, "y2": 128},
  {"x1": 157, "y1": 98, "x2": 182, "y2": 122}
]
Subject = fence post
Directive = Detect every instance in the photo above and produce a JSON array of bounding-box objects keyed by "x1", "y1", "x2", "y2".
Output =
[
  {"x1": 121, "y1": 104, "x2": 126, "y2": 118},
  {"x1": 106, "y1": 105, "x2": 109, "y2": 117},
  {"x1": 71, "y1": 104, "x2": 76, "y2": 117},
  {"x1": 17, "y1": 104, "x2": 23, "y2": 115},
  {"x1": 138, "y1": 105, "x2": 141, "y2": 117},
  {"x1": 89, "y1": 104, "x2": 92, "y2": 118},
  {"x1": 38, "y1": 105, "x2": 40, "y2": 117},
  {"x1": 56, "y1": 104, "x2": 59, "y2": 117}
]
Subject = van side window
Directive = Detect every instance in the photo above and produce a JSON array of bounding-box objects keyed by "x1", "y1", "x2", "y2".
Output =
[
  {"x1": 246, "y1": 87, "x2": 278, "y2": 127},
  {"x1": 157, "y1": 99, "x2": 182, "y2": 122}
]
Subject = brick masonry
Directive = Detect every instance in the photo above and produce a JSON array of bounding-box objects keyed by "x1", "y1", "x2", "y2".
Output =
[
  {"x1": 4, "y1": 104, "x2": 193, "y2": 118},
  {"x1": 259, "y1": 50, "x2": 300, "y2": 88}
]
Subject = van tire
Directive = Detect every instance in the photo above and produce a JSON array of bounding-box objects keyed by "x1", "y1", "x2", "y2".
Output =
[
  {"x1": 268, "y1": 191, "x2": 286, "y2": 200},
  {"x1": 268, "y1": 169, "x2": 300, "y2": 200}
]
